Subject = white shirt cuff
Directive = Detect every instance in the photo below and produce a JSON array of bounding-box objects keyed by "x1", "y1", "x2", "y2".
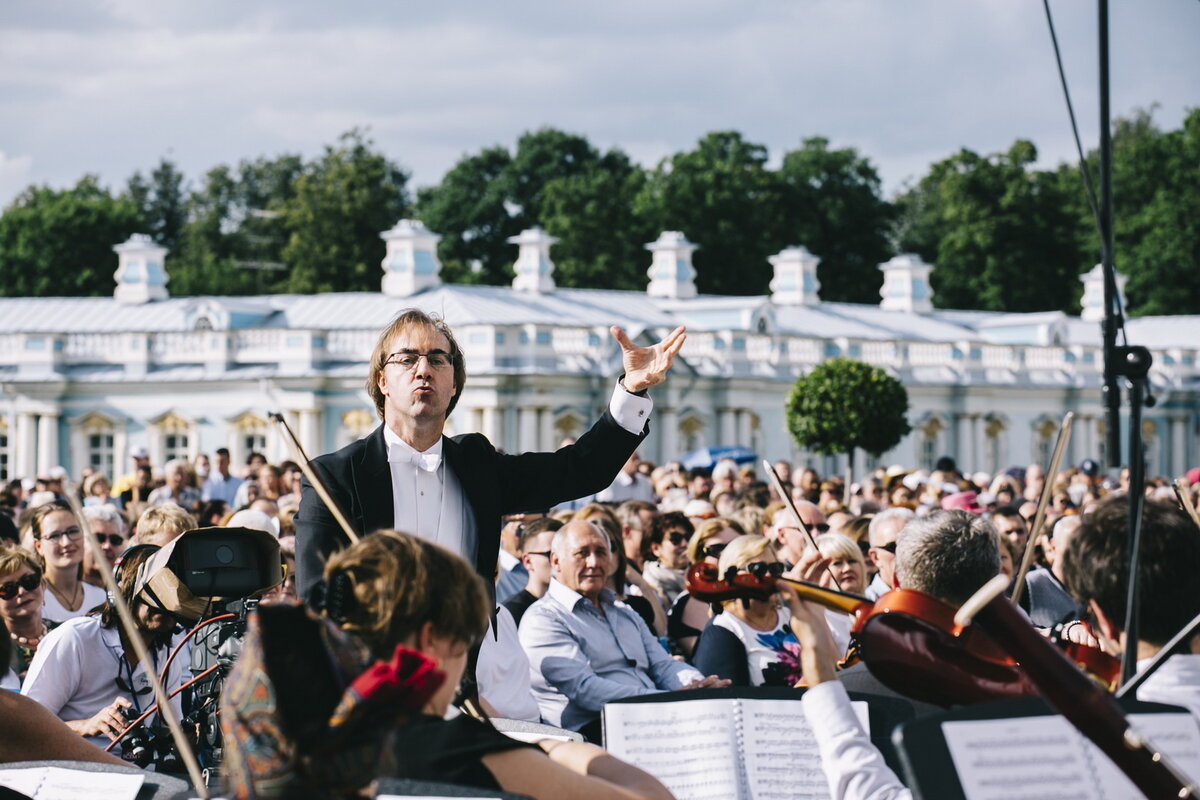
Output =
[{"x1": 609, "y1": 381, "x2": 653, "y2": 436}]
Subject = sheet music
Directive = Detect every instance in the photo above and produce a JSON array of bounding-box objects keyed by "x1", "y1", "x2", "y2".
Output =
[
  {"x1": 604, "y1": 698, "x2": 741, "y2": 800},
  {"x1": 740, "y1": 698, "x2": 871, "y2": 800},
  {"x1": 943, "y1": 712, "x2": 1200, "y2": 800},
  {"x1": 0, "y1": 767, "x2": 144, "y2": 800}
]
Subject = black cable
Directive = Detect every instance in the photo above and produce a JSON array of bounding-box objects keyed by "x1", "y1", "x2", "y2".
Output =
[{"x1": 1041, "y1": 0, "x2": 1129, "y2": 345}]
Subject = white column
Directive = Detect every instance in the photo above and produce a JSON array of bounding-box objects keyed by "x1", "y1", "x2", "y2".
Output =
[
  {"x1": 1171, "y1": 416, "x2": 1187, "y2": 478},
  {"x1": 1078, "y1": 415, "x2": 1094, "y2": 463},
  {"x1": 970, "y1": 415, "x2": 982, "y2": 474},
  {"x1": 956, "y1": 414, "x2": 972, "y2": 473},
  {"x1": 481, "y1": 407, "x2": 501, "y2": 446},
  {"x1": 539, "y1": 408, "x2": 554, "y2": 453},
  {"x1": 36, "y1": 412, "x2": 60, "y2": 474},
  {"x1": 16, "y1": 413, "x2": 37, "y2": 478},
  {"x1": 718, "y1": 409, "x2": 736, "y2": 447},
  {"x1": 660, "y1": 408, "x2": 679, "y2": 463},
  {"x1": 300, "y1": 410, "x2": 321, "y2": 458},
  {"x1": 518, "y1": 407, "x2": 539, "y2": 454},
  {"x1": 736, "y1": 410, "x2": 752, "y2": 449}
]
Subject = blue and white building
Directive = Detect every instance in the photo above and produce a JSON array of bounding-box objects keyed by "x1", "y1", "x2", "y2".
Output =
[{"x1": 1, "y1": 223, "x2": 1196, "y2": 482}]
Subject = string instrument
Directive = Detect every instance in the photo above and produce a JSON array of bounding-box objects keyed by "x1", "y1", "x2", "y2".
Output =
[
  {"x1": 958, "y1": 576, "x2": 1196, "y2": 799},
  {"x1": 685, "y1": 563, "x2": 1038, "y2": 706}
]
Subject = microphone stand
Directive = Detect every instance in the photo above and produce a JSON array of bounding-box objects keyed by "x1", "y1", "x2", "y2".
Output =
[{"x1": 1095, "y1": 0, "x2": 1156, "y2": 688}]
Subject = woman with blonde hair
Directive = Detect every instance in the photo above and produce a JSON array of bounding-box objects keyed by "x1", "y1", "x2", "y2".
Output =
[
  {"x1": 221, "y1": 530, "x2": 671, "y2": 800},
  {"x1": 808, "y1": 532, "x2": 869, "y2": 656},
  {"x1": 692, "y1": 536, "x2": 799, "y2": 686},
  {"x1": 0, "y1": 547, "x2": 59, "y2": 683},
  {"x1": 29, "y1": 502, "x2": 106, "y2": 621}
]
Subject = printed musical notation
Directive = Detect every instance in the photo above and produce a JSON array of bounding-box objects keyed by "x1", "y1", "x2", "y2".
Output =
[
  {"x1": 603, "y1": 695, "x2": 870, "y2": 800},
  {"x1": 943, "y1": 712, "x2": 1200, "y2": 800}
]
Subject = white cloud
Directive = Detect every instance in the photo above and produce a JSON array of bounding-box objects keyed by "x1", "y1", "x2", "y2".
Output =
[
  {"x1": 0, "y1": 151, "x2": 34, "y2": 209},
  {"x1": 0, "y1": 0, "x2": 1196, "y2": 209}
]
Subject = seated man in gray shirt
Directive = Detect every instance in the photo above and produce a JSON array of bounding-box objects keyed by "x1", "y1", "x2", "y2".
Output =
[{"x1": 519, "y1": 520, "x2": 727, "y2": 738}]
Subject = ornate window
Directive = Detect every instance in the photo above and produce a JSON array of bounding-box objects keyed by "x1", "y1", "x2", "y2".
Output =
[
  {"x1": 338, "y1": 409, "x2": 375, "y2": 449},
  {"x1": 918, "y1": 416, "x2": 945, "y2": 471},
  {"x1": 679, "y1": 414, "x2": 706, "y2": 454},
  {"x1": 147, "y1": 411, "x2": 196, "y2": 467},
  {"x1": 553, "y1": 411, "x2": 585, "y2": 444},
  {"x1": 69, "y1": 412, "x2": 123, "y2": 481},
  {"x1": 1033, "y1": 417, "x2": 1058, "y2": 467},
  {"x1": 230, "y1": 411, "x2": 269, "y2": 467},
  {"x1": 983, "y1": 414, "x2": 1007, "y2": 474}
]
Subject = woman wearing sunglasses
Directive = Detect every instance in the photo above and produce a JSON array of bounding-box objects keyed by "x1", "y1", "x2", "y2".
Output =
[
  {"x1": 640, "y1": 512, "x2": 694, "y2": 607},
  {"x1": 667, "y1": 517, "x2": 745, "y2": 659},
  {"x1": 692, "y1": 536, "x2": 801, "y2": 686},
  {"x1": 29, "y1": 502, "x2": 106, "y2": 622},
  {"x1": 0, "y1": 547, "x2": 60, "y2": 683}
]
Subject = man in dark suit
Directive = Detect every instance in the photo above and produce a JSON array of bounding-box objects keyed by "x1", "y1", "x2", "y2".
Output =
[{"x1": 295, "y1": 309, "x2": 686, "y2": 601}]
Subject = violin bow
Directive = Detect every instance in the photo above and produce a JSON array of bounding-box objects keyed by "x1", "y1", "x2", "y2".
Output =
[
  {"x1": 62, "y1": 480, "x2": 210, "y2": 796},
  {"x1": 269, "y1": 412, "x2": 359, "y2": 546},
  {"x1": 1172, "y1": 477, "x2": 1200, "y2": 530},
  {"x1": 1011, "y1": 411, "x2": 1074, "y2": 605},
  {"x1": 763, "y1": 459, "x2": 842, "y2": 591}
]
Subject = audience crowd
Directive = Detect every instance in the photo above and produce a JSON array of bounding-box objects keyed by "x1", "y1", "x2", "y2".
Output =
[{"x1": 2, "y1": 443, "x2": 1199, "y2": 798}]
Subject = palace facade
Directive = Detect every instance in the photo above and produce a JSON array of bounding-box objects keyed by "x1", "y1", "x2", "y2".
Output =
[{"x1": 1, "y1": 222, "x2": 1196, "y2": 482}]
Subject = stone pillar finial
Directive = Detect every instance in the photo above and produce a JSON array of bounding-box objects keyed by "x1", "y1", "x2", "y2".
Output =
[
  {"x1": 645, "y1": 231, "x2": 698, "y2": 300},
  {"x1": 380, "y1": 219, "x2": 442, "y2": 297},
  {"x1": 878, "y1": 253, "x2": 933, "y2": 313},
  {"x1": 1079, "y1": 263, "x2": 1127, "y2": 322},
  {"x1": 509, "y1": 226, "x2": 558, "y2": 293},
  {"x1": 113, "y1": 234, "x2": 169, "y2": 305},
  {"x1": 769, "y1": 246, "x2": 821, "y2": 305}
]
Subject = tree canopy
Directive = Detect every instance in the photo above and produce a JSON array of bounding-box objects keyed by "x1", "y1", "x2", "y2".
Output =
[
  {"x1": 1, "y1": 110, "x2": 1196, "y2": 316},
  {"x1": 786, "y1": 358, "x2": 912, "y2": 461}
]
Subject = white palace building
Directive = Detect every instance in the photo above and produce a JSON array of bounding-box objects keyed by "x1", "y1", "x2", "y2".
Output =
[{"x1": 1, "y1": 221, "x2": 1197, "y2": 483}]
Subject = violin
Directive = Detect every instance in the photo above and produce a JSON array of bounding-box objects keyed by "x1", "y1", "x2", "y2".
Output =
[{"x1": 685, "y1": 563, "x2": 1038, "y2": 706}]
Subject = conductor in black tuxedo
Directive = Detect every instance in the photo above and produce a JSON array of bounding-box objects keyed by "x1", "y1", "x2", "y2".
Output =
[{"x1": 295, "y1": 309, "x2": 687, "y2": 601}]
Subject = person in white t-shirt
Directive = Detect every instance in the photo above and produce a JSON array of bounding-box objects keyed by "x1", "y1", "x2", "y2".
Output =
[{"x1": 22, "y1": 545, "x2": 188, "y2": 748}]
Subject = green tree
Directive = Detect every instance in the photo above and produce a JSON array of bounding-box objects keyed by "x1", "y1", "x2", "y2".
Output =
[
  {"x1": 786, "y1": 359, "x2": 912, "y2": 470},
  {"x1": 415, "y1": 128, "x2": 612, "y2": 285},
  {"x1": 125, "y1": 158, "x2": 188, "y2": 256},
  {"x1": 540, "y1": 151, "x2": 652, "y2": 290},
  {"x1": 777, "y1": 137, "x2": 894, "y2": 303},
  {"x1": 634, "y1": 131, "x2": 787, "y2": 296},
  {"x1": 0, "y1": 176, "x2": 141, "y2": 297},
  {"x1": 280, "y1": 130, "x2": 410, "y2": 294},
  {"x1": 894, "y1": 140, "x2": 1086, "y2": 312}
]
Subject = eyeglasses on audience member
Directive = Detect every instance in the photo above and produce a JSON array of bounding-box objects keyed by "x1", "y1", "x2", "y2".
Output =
[{"x1": 37, "y1": 526, "x2": 83, "y2": 543}]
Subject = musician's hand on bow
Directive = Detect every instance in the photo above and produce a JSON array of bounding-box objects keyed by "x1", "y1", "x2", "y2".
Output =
[
  {"x1": 779, "y1": 554, "x2": 840, "y2": 684},
  {"x1": 612, "y1": 325, "x2": 686, "y2": 394}
]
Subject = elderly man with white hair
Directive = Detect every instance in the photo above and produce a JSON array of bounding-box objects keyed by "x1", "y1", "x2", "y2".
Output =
[
  {"x1": 519, "y1": 520, "x2": 726, "y2": 739},
  {"x1": 768, "y1": 501, "x2": 828, "y2": 568},
  {"x1": 146, "y1": 459, "x2": 201, "y2": 511},
  {"x1": 864, "y1": 507, "x2": 915, "y2": 600}
]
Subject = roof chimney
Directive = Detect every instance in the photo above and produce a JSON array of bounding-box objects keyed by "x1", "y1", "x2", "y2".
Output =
[
  {"x1": 380, "y1": 219, "x2": 442, "y2": 297},
  {"x1": 769, "y1": 246, "x2": 821, "y2": 305},
  {"x1": 645, "y1": 231, "x2": 698, "y2": 300},
  {"x1": 1079, "y1": 263, "x2": 1127, "y2": 322},
  {"x1": 509, "y1": 226, "x2": 558, "y2": 293},
  {"x1": 878, "y1": 253, "x2": 933, "y2": 313},
  {"x1": 113, "y1": 234, "x2": 169, "y2": 305}
]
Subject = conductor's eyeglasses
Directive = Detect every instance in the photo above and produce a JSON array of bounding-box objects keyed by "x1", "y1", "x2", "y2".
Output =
[{"x1": 386, "y1": 351, "x2": 453, "y2": 370}]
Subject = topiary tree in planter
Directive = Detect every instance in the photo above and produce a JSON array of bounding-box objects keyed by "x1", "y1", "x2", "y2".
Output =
[{"x1": 786, "y1": 358, "x2": 912, "y2": 496}]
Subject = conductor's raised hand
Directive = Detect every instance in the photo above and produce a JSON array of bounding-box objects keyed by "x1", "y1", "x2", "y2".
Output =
[{"x1": 612, "y1": 325, "x2": 687, "y2": 394}]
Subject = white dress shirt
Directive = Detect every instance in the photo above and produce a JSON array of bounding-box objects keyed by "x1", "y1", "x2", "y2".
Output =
[
  {"x1": 476, "y1": 605, "x2": 541, "y2": 722},
  {"x1": 383, "y1": 382, "x2": 653, "y2": 561}
]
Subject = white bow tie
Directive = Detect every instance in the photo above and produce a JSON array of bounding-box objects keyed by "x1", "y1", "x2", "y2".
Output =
[{"x1": 389, "y1": 445, "x2": 441, "y2": 473}]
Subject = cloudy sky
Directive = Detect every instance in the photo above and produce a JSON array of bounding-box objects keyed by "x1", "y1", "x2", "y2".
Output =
[{"x1": 1, "y1": 1, "x2": 1196, "y2": 210}]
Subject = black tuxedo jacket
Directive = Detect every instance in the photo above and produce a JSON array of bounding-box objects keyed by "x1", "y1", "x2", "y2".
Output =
[{"x1": 294, "y1": 410, "x2": 646, "y2": 601}]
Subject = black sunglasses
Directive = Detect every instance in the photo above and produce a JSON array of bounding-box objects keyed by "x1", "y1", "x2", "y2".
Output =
[
  {"x1": 524, "y1": 550, "x2": 552, "y2": 560},
  {"x1": 874, "y1": 542, "x2": 898, "y2": 554},
  {"x1": 703, "y1": 543, "x2": 728, "y2": 558},
  {"x1": 745, "y1": 561, "x2": 787, "y2": 580},
  {"x1": 667, "y1": 531, "x2": 690, "y2": 546},
  {"x1": 96, "y1": 533, "x2": 126, "y2": 547},
  {"x1": 0, "y1": 572, "x2": 41, "y2": 599}
]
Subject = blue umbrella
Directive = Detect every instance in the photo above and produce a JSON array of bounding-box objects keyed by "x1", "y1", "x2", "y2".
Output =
[{"x1": 678, "y1": 446, "x2": 758, "y2": 471}]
